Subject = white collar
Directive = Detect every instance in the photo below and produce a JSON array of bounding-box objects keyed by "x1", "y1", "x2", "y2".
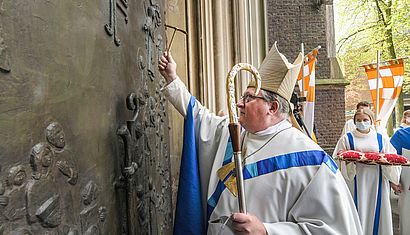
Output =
[
  {"x1": 401, "y1": 123, "x2": 410, "y2": 128},
  {"x1": 254, "y1": 119, "x2": 292, "y2": 136},
  {"x1": 352, "y1": 128, "x2": 376, "y2": 137}
]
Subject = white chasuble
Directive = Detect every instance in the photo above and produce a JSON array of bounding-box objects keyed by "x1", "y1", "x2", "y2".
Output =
[{"x1": 164, "y1": 78, "x2": 362, "y2": 235}]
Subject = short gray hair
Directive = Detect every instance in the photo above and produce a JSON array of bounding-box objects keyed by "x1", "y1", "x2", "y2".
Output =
[{"x1": 261, "y1": 90, "x2": 290, "y2": 119}]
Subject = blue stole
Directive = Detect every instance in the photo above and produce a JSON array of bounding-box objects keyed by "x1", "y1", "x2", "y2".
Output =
[
  {"x1": 346, "y1": 132, "x2": 383, "y2": 235},
  {"x1": 173, "y1": 96, "x2": 205, "y2": 234},
  {"x1": 206, "y1": 139, "x2": 337, "y2": 224}
]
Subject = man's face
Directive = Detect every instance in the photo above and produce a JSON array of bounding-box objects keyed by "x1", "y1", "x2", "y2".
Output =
[
  {"x1": 81, "y1": 181, "x2": 97, "y2": 205},
  {"x1": 34, "y1": 144, "x2": 53, "y2": 168},
  {"x1": 236, "y1": 88, "x2": 272, "y2": 133},
  {"x1": 14, "y1": 170, "x2": 26, "y2": 186},
  {"x1": 7, "y1": 166, "x2": 26, "y2": 187},
  {"x1": 41, "y1": 148, "x2": 53, "y2": 167},
  {"x1": 46, "y1": 123, "x2": 66, "y2": 149}
]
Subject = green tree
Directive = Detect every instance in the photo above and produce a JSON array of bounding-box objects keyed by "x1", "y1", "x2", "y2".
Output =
[{"x1": 335, "y1": 0, "x2": 410, "y2": 133}]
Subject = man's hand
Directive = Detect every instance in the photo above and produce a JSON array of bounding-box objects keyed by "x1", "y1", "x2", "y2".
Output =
[
  {"x1": 158, "y1": 52, "x2": 177, "y2": 84},
  {"x1": 390, "y1": 182, "x2": 403, "y2": 195},
  {"x1": 230, "y1": 213, "x2": 267, "y2": 235},
  {"x1": 56, "y1": 160, "x2": 71, "y2": 177},
  {"x1": 123, "y1": 162, "x2": 138, "y2": 177}
]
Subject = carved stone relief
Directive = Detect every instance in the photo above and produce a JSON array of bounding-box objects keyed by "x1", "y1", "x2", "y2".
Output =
[
  {"x1": 144, "y1": 0, "x2": 162, "y2": 80},
  {"x1": 104, "y1": 0, "x2": 129, "y2": 46},
  {"x1": 0, "y1": 122, "x2": 107, "y2": 235},
  {"x1": 115, "y1": 0, "x2": 172, "y2": 230},
  {"x1": 25, "y1": 123, "x2": 78, "y2": 234},
  {"x1": 80, "y1": 181, "x2": 107, "y2": 235},
  {"x1": 116, "y1": 92, "x2": 147, "y2": 234},
  {"x1": 1, "y1": 0, "x2": 169, "y2": 233},
  {"x1": 2, "y1": 165, "x2": 27, "y2": 223}
]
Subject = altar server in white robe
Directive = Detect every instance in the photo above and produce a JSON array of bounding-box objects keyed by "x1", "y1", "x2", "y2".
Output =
[
  {"x1": 333, "y1": 108, "x2": 401, "y2": 235},
  {"x1": 390, "y1": 122, "x2": 410, "y2": 235},
  {"x1": 159, "y1": 42, "x2": 362, "y2": 235}
]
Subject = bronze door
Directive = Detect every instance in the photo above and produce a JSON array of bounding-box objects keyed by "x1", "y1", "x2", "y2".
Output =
[{"x1": 0, "y1": 0, "x2": 172, "y2": 234}]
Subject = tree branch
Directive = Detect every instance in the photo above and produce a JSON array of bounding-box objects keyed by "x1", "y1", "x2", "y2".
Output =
[
  {"x1": 374, "y1": 0, "x2": 388, "y2": 26},
  {"x1": 361, "y1": 39, "x2": 385, "y2": 52},
  {"x1": 379, "y1": 0, "x2": 389, "y2": 7},
  {"x1": 337, "y1": 24, "x2": 379, "y2": 52}
]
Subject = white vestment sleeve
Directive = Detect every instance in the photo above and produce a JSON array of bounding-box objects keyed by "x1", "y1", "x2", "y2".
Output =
[
  {"x1": 381, "y1": 137, "x2": 401, "y2": 184},
  {"x1": 162, "y1": 78, "x2": 229, "y2": 167},
  {"x1": 162, "y1": 77, "x2": 192, "y2": 117},
  {"x1": 341, "y1": 119, "x2": 351, "y2": 136},
  {"x1": 263, "y1": 165, "x2": 363, "y2": 235},
  {"x1": 340, "y1": 161, "x2": 357, "y2": 182},
  {"x1": 381, "y1": 165, "x2": 401, "y2": 185},
  {"x1": 332, "y1": 137, "x2": 346, "y2": 159},
  {"x1": 333, "y1": 135, "x2": 356, "y2": 181},
  {"x1": 162, "y1": 77, "x2": 230, "y2": 218}
]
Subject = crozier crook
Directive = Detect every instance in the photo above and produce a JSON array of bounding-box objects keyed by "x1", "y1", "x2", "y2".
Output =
[{"x1": 226, "y1": 63, "x2": 261, "y2": 214}]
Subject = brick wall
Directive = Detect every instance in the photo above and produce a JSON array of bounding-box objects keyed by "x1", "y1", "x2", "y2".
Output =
[
  {"x1": 266, "y1": 0, "x2": 331, "y2": 79},
  {"x1": 315, "y1": 86, "x2": 346, "y2": 153},
  {"x1": 266, "y1": 0, "x2": 346, "y2": 154}
]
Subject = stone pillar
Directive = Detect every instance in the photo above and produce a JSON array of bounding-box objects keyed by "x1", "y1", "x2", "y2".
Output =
[{"x1": 165, "y1": 0, "x2": 268, "y2": 215}]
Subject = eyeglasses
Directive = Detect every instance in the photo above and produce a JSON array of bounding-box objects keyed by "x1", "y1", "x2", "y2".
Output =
[{"x1": 240, "y1": 93, "x2": 266, "y2": 103}]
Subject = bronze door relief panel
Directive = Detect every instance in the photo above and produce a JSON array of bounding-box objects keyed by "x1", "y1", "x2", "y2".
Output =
[
  {"x1": 0, "y1": 0, "x2": 171, "y2": 234},
  {"x1": 1, "y1": 122, "x2": 107, "y2": 234}
]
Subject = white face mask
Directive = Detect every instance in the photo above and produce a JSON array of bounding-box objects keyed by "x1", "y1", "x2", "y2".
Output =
[{"x1": 356, "y1": 121, "x2": 372, "y2": 132}]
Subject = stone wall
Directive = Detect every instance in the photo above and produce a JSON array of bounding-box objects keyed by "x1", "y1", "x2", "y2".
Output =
[
  {"x1": 266, "y1": 0, "x2": 346, "y2": 154},
  {"x1": 266, "y1": 0, "x2": 331, "y2": 79},
  {"x1": 316, "y1": 85, "x2": 346, "y2": 153}
]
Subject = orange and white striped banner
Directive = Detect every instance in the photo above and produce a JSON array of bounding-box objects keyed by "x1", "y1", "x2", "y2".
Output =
[
  {"x1": 363, "y1": 58, "x2": 405, "y2": 128},
  {"x1": 297, "y1": 49, "x2": 318, "y2": 139}
]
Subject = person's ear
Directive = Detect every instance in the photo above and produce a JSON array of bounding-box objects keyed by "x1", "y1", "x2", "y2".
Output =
[{"x1": 268, "y1": 101, "x2": 279, "y2": 115}]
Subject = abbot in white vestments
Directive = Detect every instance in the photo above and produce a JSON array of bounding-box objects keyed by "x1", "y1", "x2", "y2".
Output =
[{"x1": 164, "y1": 78, "x2": 362, "y2": 235}]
